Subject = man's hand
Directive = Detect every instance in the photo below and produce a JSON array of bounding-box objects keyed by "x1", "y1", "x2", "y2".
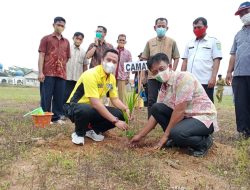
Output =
[
  {"x1": 141, "y1": 76, "x2": 147, "y2": 85},
  {"x1": 125, "y1": 78, "x2": 130, "y2": 85},
  {"x1": 94, "y1": 38, "x2": 99, "y2": 46},
  {"x1": 38, "y1": 72, "x2": 45, "y2": 82},
  {"x1": 208, "y1": 76, "x2": 216, "y2": 88},
  {"x1": 153, "y1": 135, "x2": 169, "y2": 150},
  {"x1": 115, "y1": 120, "x2": 128, "y2": 130},
  {"x1": 226, "y1": 72, "x2": 233, "y2": 86},
  {"x1": 129, "y1": 134, "x2": 142, "y2": 147},
  {"x1": 125, "y1": 108, "x2": 134, "y2": 121}
]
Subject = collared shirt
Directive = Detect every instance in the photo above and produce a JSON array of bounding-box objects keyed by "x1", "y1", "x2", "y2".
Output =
[
  {"x1": 182, "y1": 35, "x2": 222, "y2": 84},
  {"x1": 115, "y1": 47, "x2": 132, "y2": 80},
  {"x1": 67, "y1": 65, "x2": 118, "y2": 104},
  {"x1": 142, "y1": 36, "x2": 180, "y2": 79},
  {"x1": 66, "y1": 45, "x2": 89, "y2": 81},
  {"x1": 157, "y1": 71, "x2": 218, "y2": 131},
  {"x1": 38, "y1": 33, "x2": 70, "y2": 80},
  {"x1": 230, "y1": 26, "x2": 250, "y2": 76},
  {"x1": 216, "y1": 79, "x2": 226, "y2": 90},
  {"x1": 87, "y1": 41, "x2": 113, "y2": 68}
]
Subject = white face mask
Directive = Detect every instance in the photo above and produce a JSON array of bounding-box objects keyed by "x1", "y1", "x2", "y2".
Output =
[
  {"x1": 241, "y1": 12, "x2": 250, "y2": 25},
  {"x1": 155, "y1": 67, "x2": 172, "y2": 83},
  {"x1": 103, "y1": 62, "x2": 115, "y2": 74}
]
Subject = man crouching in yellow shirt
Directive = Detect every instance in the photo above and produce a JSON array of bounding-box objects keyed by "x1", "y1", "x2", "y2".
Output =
[{"x1": 64, "y1": 49, "x2": 130, "y2": 145}]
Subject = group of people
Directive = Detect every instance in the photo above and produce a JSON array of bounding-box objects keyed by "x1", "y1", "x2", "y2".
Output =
[{"x1": 37, "y1": 1, "x2": 250, "y2": 157}]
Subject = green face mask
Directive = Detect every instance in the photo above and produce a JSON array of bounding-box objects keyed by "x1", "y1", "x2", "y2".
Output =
[
  {"x1": 96, "y1": 32, "x2": 102, "y2": 39},
  {"x1": 155, "y1": 74, "x2": 164, "y2": 82},
  {"x1": 155, "y1": 68, "x2": 172, "y2": 83}
]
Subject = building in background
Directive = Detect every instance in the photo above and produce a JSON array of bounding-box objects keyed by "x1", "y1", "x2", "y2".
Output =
[
  {"x1": 23, "y1": 71, "x2": 39, "y2": 87},
  {"x1": 0, "y1": 64, "x2": 39, "y2": 87}
]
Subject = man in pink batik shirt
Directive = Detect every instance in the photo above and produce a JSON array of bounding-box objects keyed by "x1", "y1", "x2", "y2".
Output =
[{"x1": 130, "y1": 53, "x2": 217, "y2": 157}]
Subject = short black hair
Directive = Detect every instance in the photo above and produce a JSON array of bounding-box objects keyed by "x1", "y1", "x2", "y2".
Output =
[
  {"x1": 102, "y1": 49, "x2": 119, "y2": 58},
  {"x1": 193, "y1": 17, "x2": 207, "y2": 26},
  {"x1": 218, "y1": 74, "x2": 222, "y2": 77},
  {"x1": 118, "y1": 34, "x2": 126, "y2": 40},
  {"x1": 155, "y1": 17, "x2": 168, "y2": 25},
  {"x1": 98, "y1": 25, "x2": 107, "y2": 33},
  {"x1": 54, "y1": 17, "x2": 66, "y2": 24},
  {"x1": 73, "y1": 32, "x2": 84, "y2": 38},
  {"x1": 146, "y1": 53, "x2": 170, "y2": 70}
]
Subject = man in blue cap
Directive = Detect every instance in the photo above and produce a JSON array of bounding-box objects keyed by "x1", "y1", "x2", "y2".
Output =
[{"x1": 226, "y1": 1, "x2": 250, "y2": 139}]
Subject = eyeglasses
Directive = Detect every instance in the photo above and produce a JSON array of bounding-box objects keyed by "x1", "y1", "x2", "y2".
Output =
[
  {"x1": 96, "y1": 30, "x2": 103, "y2": 33},
  {"x1": 239, "y1": 9, "x2": 250, "y2": 17}
]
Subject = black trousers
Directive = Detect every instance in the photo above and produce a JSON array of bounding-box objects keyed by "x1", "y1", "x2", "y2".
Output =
[
  {"x1": 202, "y1": 84, "x2": 214, "y2": 103},
  {"x1": 64, "y1": 80, "x2": 77, "y2": 104},
  {"x1": 143, "y1": 83, "x2": 148, "y2": 107},
  {"x1": 147, "y1": 79, "x2": 162, "y2": 118},
  {"x1": 65, "y1": 103, "x2": 124, "y2": 136},
  {"x1": 232, "y1": 76, "x2": 250, "y2": 135},
  {"x1": 151, "y1": 103, "x2": 214, "y2": 150},
  {"x1": 40, "y1": 76, "x2": 66, "y2": 121}
]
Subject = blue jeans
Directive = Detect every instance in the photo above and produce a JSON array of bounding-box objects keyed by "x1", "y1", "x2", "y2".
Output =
[{"x1": 40, "y1": 76, "x2": 66, "y2": 122}]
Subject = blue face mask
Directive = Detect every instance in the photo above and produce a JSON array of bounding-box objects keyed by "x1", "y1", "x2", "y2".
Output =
[{"x1": 156, "y1": 27, "x2": 167, "y2": 37}]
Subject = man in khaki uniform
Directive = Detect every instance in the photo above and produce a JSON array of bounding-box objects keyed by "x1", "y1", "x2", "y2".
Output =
[
  {"x1": 216, "y1": 74, "x2": 226, "y2": 103},
  {"x1": 141, "y1": 17, "x2": 180, "y2": 117}
]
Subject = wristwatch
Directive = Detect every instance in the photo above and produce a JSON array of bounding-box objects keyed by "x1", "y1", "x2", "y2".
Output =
[{"x1": 112, "y1": 117, "x2": 119, "y2": 125}]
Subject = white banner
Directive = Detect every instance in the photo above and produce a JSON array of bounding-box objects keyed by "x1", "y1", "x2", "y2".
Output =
[{"x1": 124, "y1": 61, "x2": 148, "y2": 72}]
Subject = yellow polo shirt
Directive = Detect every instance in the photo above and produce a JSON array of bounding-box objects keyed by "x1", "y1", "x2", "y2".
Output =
[{"x1": 67, "y1": 65, "x2": 118, "y2": 104}]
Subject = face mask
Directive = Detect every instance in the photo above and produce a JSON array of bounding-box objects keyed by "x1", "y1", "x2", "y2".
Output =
[
  {"x1": 155, "y1": 67, "x2": 172, "y2": 83},
  {"x1": 156, "y1": 27, "x2": 167, "y2": 37},
  {"x1": 103, "y1": 62, "x2": 115, "y2": 74},
  {"x1": 74, "y1": 39, "x2": 82, "y2": 47},
  {"x1": 96, "y1": 32, "x2": 102, "y2": 39},
  {"x1": 241, "y1": 12, "x2": 250, "y2": 25},
  {"x1": 193, "y1": 27, "x2": 206, "y2": 38},
  {"x1": 55, "y1": 26, "x2": 64, "y2": 34}
]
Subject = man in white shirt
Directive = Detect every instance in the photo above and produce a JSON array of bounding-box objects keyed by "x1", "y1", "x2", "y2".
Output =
[
  {"x1": 181, "y1": 17, "x2": 222, "y2": 102},
  {"x1": 64, "y1": 32, "x2": 89, "y2": 104}
]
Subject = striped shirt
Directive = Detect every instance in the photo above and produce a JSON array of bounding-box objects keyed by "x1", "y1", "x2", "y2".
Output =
[{"x1": 66, "y1": 45, "x2": 89, "y2": 81}]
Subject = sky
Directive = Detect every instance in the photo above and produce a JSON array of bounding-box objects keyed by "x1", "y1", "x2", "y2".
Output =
[{"x1": 0, "y1": 0, "x2": 245, "y2": 76}]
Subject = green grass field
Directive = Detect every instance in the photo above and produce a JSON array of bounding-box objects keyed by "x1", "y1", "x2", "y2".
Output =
[{"x1": 0, "y1": 86, "x2": 249, "y2": 189}]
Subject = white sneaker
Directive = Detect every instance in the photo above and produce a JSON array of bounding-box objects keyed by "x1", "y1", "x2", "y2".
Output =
[
  {"x1": 71, "y1": 132, "x2": 84, "y2": 145},
  {"x1": 85, "y1": 130, "x2": 104, "y2": 142},
  {"x1": 51, "y1": 119, "x2": 65, "y2": 125}
]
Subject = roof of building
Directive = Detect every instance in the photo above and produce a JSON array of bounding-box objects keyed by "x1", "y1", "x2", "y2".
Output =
[{"x1": 0, "y1": 72, "x2": 9, "y2": 77}]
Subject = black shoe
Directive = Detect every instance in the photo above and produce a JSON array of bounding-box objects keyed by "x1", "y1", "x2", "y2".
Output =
[
  {"x1": 165, "y1": 139, "x2": 177, "y2": 148},
  {"x1": 188, "y1": 136, "x2": 213, "y2": 157}
]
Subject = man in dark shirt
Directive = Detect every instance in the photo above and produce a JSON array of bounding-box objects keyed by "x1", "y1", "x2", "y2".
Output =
[
  {"x1": 38, "y1": 16, "x2": 70, "y2": 124},
  {"x1": 86, "y1": 26, "x2": 113, "y2": 68}
]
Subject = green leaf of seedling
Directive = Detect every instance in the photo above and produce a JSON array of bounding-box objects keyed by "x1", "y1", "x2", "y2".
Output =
[
  {"x1": 122, "y1": 111, "x2": 129, "y2": 124},
  {"x1": 126, "y1": 130, "x2": 135, "y2": 139}
]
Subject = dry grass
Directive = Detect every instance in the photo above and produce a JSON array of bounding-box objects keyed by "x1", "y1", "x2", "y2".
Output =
[{"x1": 0, "y1": 86, "x2": 250, "y2": 190}]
